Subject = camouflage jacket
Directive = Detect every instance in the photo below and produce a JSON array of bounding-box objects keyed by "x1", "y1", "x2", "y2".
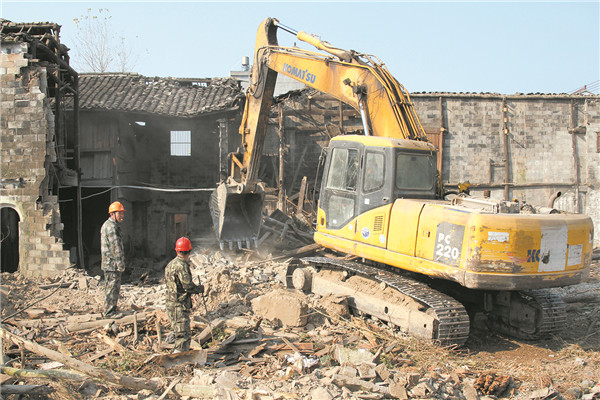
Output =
[
  {"x1": 100, "y1": 217, "x2": 126, "y2": 272},
  {"x1": 164, "y1": 256, "x2": 200, "y2": 309}
]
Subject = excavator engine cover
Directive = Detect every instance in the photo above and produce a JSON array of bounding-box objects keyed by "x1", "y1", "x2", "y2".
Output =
[{"x1": 210, "y1": 182, "x2": 264, "y2": 250}]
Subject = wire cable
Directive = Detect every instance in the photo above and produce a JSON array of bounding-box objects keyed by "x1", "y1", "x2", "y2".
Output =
[{"x1": 58, "y1": 185, "x2": 216, "y2": 202}]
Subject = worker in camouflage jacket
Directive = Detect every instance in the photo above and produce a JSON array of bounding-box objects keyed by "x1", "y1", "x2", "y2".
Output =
[
  {"x1": 100, "y1": 201, "x2": 127, "y2": 318},
  {"x1": 165, "y1": 237, "x2": 204, "y2": 352}
]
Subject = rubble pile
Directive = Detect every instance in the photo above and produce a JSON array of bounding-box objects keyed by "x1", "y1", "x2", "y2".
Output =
[{"x1": 1, "y1": 247, "x2": 599, "y2": 399}]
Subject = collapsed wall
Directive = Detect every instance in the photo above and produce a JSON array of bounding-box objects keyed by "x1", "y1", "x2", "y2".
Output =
[{"x1": 1, "y1": 41, "x2": 71, "y2": 277}]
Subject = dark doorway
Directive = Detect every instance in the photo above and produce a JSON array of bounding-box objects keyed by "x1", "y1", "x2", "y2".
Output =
[
  {"x1": 59, "y1": 187, "x2": 111, "y2": 268},
  {"x1": 1, "y1": 207, "x2": 20, "y2": 273},
  {"x1": 166, "y1": 213, "x2": 188, "y2": 259}
]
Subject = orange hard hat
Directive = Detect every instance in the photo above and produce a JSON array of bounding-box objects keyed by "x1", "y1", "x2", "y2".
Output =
[
  {"x1": 175, "y1": 237, "x2": 192, "y2": 252},
  {"x1": 108, "y1": 201, "x2": 125, "y2": 214}
]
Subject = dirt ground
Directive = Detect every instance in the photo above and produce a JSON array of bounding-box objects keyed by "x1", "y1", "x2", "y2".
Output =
[{"x1": 1, "y1": 245, "x2": 599, "y2": 400}]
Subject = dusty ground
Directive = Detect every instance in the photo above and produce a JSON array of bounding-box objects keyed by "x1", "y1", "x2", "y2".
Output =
[{"x1": 1, "y1": 245, "x2": 599, "y2": 400}]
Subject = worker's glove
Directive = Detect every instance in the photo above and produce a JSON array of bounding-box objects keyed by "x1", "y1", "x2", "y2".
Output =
[{"x1": 192, "y1": 284, "x2": 204, "y2": 295}]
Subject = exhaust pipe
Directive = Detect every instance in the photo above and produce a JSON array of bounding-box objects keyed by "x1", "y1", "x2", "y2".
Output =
[{"x1": 547, "y1": 191, "x2": 562, "y2": 208}]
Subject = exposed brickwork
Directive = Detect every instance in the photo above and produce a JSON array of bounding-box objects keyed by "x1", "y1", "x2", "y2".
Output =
[
  {"x1": 0, "y1": 44, "x2": 71, "y2": 277},
  {"x1": 412, "y1": 94, "x2": 599, "y2": 245}
]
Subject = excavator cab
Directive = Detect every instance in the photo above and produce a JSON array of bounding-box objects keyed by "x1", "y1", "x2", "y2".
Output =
[{"x1": 317, "y1": 135, "x2": 438, "y2": 233}]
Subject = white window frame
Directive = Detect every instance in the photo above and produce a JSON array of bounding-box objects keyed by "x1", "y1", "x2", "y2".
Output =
[{"x1": 170, "y1": 130, "x2": 191, "y2": 156}]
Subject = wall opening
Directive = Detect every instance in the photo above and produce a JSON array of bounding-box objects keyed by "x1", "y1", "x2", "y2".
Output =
[
  {"x1": 59, "y1": 187, "x2": 111, "y2": 268},
  {"x1": 166, "y1": 213, "x2": 188, "y2": 259},
  {"x1": 1, "y1": 207, "x2": 20, "y2": 273}
]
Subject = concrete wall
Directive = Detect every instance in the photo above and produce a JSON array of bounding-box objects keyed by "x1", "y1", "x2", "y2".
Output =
[{"x1": 0, "y1": 43, "x2": 72, "y2": 277}]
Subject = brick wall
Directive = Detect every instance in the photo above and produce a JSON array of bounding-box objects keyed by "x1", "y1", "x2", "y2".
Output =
[
  {"x1": 411, "y1": 94, "x2": 599, "y2": 245},
  {"x1": 0, "y1": 44, "x2": 72, "y2": 277}
]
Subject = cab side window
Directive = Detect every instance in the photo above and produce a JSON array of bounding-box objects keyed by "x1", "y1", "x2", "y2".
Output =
[
  {"x1": 325, "y1": 147, "x2": 359, "y2": 228},
  {"x1": 363, "y1": 152, "x2": 384, "y2": 193}
]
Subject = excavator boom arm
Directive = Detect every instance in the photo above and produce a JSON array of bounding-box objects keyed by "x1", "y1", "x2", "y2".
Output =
[
  {"x1": 239, "y1": 17, "x2": 427, "y2": 186},
  {"x1": 211, "y1": 17, "x2": 427, "y2": 248}
]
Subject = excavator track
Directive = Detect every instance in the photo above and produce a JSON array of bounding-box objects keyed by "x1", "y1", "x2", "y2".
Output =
[
  {"x1": 297, "y1": 257, "x2": 471, "y2": 347},
  {"x1": 484, "y1": 289, "x2": 567, "y2": 340}
]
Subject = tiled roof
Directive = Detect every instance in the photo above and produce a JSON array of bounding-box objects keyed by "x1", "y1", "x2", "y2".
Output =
[{"x1": 78, "y1": 73, "x2": 244, "y2": 117}]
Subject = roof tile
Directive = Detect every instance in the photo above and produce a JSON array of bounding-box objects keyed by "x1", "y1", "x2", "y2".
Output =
[{"x1": 79, "y1": 73, "x2": 243, "y2": 117}]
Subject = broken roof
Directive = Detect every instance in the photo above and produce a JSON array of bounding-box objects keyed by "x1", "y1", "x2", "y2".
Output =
[
  {"x1": 0, "y1": 19, "x2": 62, "y2": 40},
  {"x1": 78, "y1": 73, "x2": 244, "y2": 117}
]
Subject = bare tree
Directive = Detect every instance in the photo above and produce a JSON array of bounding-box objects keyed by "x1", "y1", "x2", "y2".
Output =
[{"x1": 72, "y1": 8, "x2": 139, "y2": 73}]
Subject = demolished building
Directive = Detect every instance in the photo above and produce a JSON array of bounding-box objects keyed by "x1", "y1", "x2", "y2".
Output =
[
  {"x1": 67, "y1": 73, "x2": 244, "y2": 266},
  {"x1": 1, "y1": 20, "x2": 78, "y2": 277},
  {"x1": 267, "y1": 88, "x2": 600, "y2": 246},
  {"x1": 2, "y1": 19, "x2": 599, "y2": 280},
  {"x1": 1, "y1": 19, "x2": 245, "y2": 276}
]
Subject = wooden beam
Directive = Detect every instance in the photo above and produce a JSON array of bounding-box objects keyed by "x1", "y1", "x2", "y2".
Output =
[{"x1": 0, "y1": 328, "x2": 162, "y2": 392}]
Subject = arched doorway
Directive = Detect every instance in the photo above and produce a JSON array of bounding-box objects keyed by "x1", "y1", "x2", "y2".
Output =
[{"x1": 1, "y1": 207, "x2": 20, "y2": 273}]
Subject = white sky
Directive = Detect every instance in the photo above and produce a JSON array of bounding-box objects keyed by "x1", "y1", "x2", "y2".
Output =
[{"x1": 2, "y1": 1, "x2": 599, "y2": 94}]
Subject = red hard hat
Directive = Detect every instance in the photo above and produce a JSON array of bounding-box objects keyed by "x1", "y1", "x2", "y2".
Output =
[
  {"x1": 108, "y1": 201, "x2": 125, "y2": 214},
  {"x1": 175, "y1": 237, "x2": 192, "y2": 252}
]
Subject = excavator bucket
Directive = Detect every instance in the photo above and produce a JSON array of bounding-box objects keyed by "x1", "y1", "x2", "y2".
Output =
[{"x1": 210, "y1": 182, "x2": 264, "y2": 250}]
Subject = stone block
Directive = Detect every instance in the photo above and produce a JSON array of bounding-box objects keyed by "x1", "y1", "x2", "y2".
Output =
[
  {"x1": 49, "y1": 256, "x2": 68, "y2": 266},
  {"x1": 50, "y1": 243, "x2": 64, "y2": 251},
  {"x1": 251, "y1": 288, "x2": 308, "y2": 327},
  {"x1": 33, "y1": 244, "x2": 48, "y2": 253},
  {"x1": 14, "y1": 59, "x2": 28, "y2": 68}
]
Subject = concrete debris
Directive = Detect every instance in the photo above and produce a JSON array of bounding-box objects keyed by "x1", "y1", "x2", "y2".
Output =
[
  {"x1": 334, "y1": 344, "x2": 377, "y2": 366},
  {"x1": 463, "y1": 382, "x2": 481, "y2": 400},
  {"x1": 251, "y1": 288, "x2": 308, "y2": 327},
  {"x1": 1, "y1": 247, "x2": 599, "y2": 399}
]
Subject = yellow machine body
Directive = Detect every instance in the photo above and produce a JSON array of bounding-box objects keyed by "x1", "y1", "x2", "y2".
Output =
[{"x1": 314, "y1": 135, "x2": 594, "y2": 291}]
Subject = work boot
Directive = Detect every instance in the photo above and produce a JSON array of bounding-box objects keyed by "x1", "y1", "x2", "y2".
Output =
[{"x1": 104, "y1": 311, "x2": 123, "y2": 319}]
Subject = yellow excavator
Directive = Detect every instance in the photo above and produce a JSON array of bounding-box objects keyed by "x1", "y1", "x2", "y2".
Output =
[{"x1": 210, "y1": 18, "x2": 595, "y2": 346}]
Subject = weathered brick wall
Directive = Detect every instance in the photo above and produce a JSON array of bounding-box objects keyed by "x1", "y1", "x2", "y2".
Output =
[
  {"x1": 0, "y1": 43, "x2": 72, "y2": 277},
  {"x1": 412, "y1": 94, "x2": 600, "y2": 245}
]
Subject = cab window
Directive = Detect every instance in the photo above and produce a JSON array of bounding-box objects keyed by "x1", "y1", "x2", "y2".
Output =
[
  {"x1": 326, "y1": 148, "x2": 359, "y2": 191},
  {"x1": 396, "y1": 152, "x2": 435, "y2": 190},
  {"x1": 363, "y1": 152, "x2": 385, "y2": 193}
]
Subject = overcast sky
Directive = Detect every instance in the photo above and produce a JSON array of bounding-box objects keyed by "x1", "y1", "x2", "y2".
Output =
[{"x1": 2, "y1": 1, "x2": 599, "y2": 94}]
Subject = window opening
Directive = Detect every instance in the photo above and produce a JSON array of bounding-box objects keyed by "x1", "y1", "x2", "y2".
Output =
[{"x1": 170, "y1": 130, "x2": 191, "y2": 156}]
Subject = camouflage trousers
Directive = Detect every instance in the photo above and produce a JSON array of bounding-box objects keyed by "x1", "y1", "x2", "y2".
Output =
[
  {"x1": 103, "y1": 270, "x2": 122, "y2": 316},
  {"x1": 166, "y1": 303, "x2": 191, "y2": 352}
]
